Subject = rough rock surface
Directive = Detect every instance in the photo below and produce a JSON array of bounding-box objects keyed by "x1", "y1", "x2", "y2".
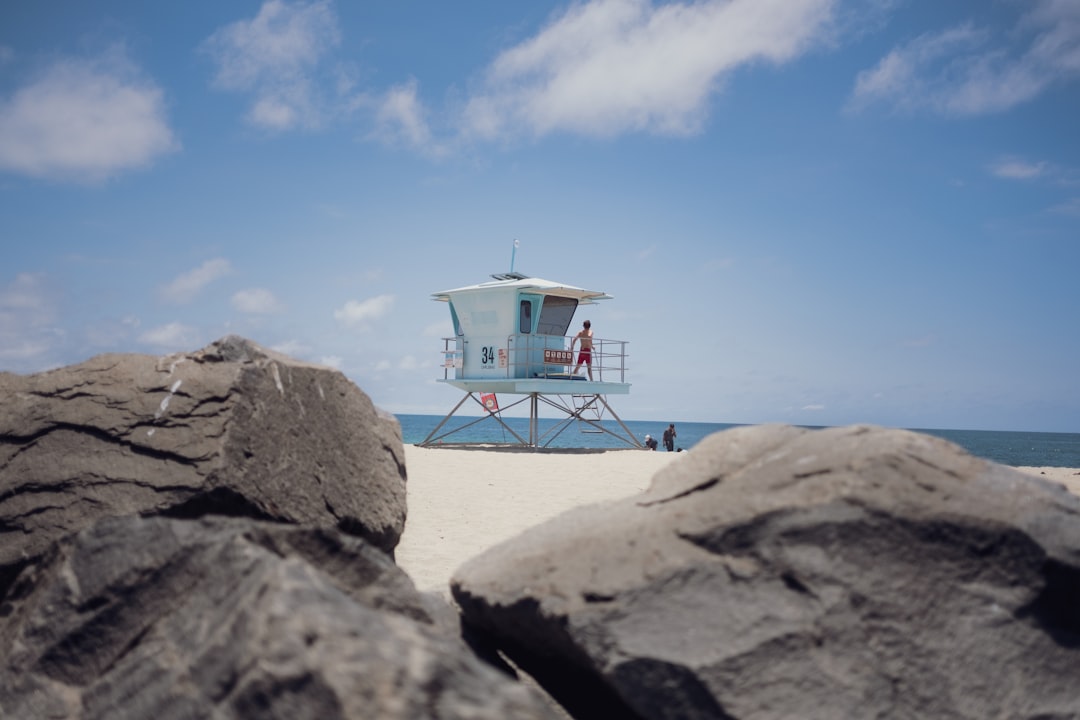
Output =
[
  {"x1": 0, "y1": 336, "x2": 407, "y2": 588},
  {"x1": 0, "y1": 515, "x2": 560, "y2": 720},
  {"x1": 452, "y1": 424, "x2": 1080, "y2": 720}
]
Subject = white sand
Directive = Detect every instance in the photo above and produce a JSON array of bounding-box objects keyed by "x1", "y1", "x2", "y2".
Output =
[
  {"x1": 1015, "y1": 465, "x2": 1080, "y2": 495},
  {"x1": 395, "y1": 446, "x2": 681, "y2": 595},
  {"x1": 394, "y1": 445, "x2": 1080, "y2": 597}
]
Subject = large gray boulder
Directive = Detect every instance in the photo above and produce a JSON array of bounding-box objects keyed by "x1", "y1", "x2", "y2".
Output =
[
  {"x1": 452, "y1": 424, "x2": 1080, "y2": 720},
  {"x1": 0, "y1": 515, "x2": 559, "y2": 720},
  {"x1": 0, "y1": 336, "x2": 407, "y2": 583}
]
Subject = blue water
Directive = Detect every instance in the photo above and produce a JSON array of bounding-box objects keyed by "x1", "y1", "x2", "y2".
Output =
[{"x1": 394, "y1": 414, "x2": 1080, "y2": 468}]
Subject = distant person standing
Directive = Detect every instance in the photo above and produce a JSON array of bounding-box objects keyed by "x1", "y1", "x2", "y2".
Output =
[
  {"x1": 571, "y1": 319, "x2": 594, "y2": 380},
  {"x1": 663, "y1": 423, "x2": 676, "y2": 452}
]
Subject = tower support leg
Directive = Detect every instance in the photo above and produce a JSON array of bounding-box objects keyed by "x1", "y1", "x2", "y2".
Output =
[
  {"x1": 418, "y1": 391, "x2": 641, "y2": 449},
  {"x1": 418, "y1": 392, "x2": 530, "y2": 447},
  {"x1": 530, "y1": 393, "x2": 539, "y2": 447}
]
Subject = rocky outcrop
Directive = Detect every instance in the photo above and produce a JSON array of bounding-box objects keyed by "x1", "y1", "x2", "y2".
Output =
[
  {"x1": 0, "y1": 515, "x2": 560, "y2": 720},
  {"x1": 452, "y1": 424, "x2": 1080, "y2": 720},
  {"x1": 8, "y1": 344, "x2": 1079, "y2": 720},
  {"x1": 0, "y1": 339, "x2": 567, "y2": 719},
  {"x1": 0, "y1": 336, "x2": 407, "y2": 590}
]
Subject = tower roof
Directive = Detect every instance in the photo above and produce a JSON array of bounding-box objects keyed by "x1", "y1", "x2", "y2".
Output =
[{"x1": 432, "y1": 274, "x2": 613, "y2": 304}]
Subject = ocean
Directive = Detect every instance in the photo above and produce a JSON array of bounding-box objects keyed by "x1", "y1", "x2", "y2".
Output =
[{"x1": 394, "y1": 414, "x2": 1080, "y2": 468}]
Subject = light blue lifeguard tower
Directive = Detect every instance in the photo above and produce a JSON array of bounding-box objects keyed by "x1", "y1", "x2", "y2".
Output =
[{"x1": 420, "y1": 271, "x2": 638, "y2": 448}]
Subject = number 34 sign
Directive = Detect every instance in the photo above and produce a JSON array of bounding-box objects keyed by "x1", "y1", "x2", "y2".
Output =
[{"x1": 479, "y1": 346, "x2": 507, "y2": 368}]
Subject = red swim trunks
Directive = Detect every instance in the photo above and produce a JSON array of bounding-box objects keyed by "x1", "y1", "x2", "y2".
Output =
[{"x1": 577, "y1": 348, "x2": 592, "y2": 365}]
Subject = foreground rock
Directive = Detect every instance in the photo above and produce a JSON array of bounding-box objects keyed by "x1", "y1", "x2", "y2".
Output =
[
  {"x1": 453, "y1": 424, "x2": 1080, "y2": 719},
  {"x1": 0, "y1": 336, "x2": 407, "y2": 587},
  {"x1": 0, "y1": 515, "x2": 560, "y2": 720}
]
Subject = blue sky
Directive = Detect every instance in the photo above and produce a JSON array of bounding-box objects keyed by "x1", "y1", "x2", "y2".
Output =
[{"x1": 1, "y1": 0, "x2": 1078, "y2": 432}]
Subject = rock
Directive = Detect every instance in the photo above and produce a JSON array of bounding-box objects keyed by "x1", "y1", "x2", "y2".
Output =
[
  {"x1": 0, "y1": 515, "x2": 560, "y2": 720},
  {"x1": 452, "y1": 424, "x2": 1080, "y2": 720},
  {"x1": 0, "y1": 336, "x2": 407, "y2": 591}
]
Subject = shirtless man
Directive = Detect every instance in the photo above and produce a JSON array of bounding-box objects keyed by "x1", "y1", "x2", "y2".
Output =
[{"x1": 571, "y1": 319, "x2": 594, "y2": 380}]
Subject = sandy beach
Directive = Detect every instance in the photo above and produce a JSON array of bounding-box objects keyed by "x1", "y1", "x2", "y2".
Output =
[
  {"x1": 395, "y1": 446, "x2": 682, "y2": 595},
  {"x1": 394, "y1": 445, "x2": 1080, "y2": 597}
]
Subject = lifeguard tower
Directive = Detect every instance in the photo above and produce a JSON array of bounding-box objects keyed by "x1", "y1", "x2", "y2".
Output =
[{"x1": 420, "y1": 271, "x2": 638, "y2": 448}]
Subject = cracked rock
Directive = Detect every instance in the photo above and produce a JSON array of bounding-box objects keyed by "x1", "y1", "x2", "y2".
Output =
[
  {"x1": 452, "y1": 424, "x2": 1080, "y2": 720},
  {"x1": 0, "y1": 515, "x2": 559, "y2": 720},
  {"x1": 0, "y1": 336, "x2": 407, "y2": 590}
]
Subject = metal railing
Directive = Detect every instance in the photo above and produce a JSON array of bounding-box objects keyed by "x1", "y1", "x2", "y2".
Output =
[{"x1": 439, "y1": 334, "x2": 628, "y2": 383}]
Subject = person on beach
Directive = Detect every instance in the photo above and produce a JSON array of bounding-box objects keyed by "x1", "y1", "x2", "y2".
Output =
[
  {"x1": 644, "y1": 434, "x2": 658, "y2": 450},
  {"x1": 571, "y1": 319, "x2": 594, "y2": 380},
  {"x1": 663, "y1": 423, "x2": 676, "y2": 452}
]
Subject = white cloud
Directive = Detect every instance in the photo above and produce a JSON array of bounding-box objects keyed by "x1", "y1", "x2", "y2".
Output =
[
  {"x1": 802, "y1": 404, "x2": 826, "y2": 411},
  {"x1": 462, "y1": 0, "x2": 835, "y2": 140},
  {"x1": 373, "y1": 78, "x2": 443, "y2": 156},
  {"x1": 319, "y1": 355, "x2": 343, "y2": 370},
  {"x1": 202, "y1": 0, "x2": 341, "y2": 131},
  {"x1": 375, "y1": 354, "x2": 425, "y2": 373},
  {"x1": 160, "y1": 259, "x2": 232, "y2": 304},
  {"x1": 1050, "y1": 197, "x2": 1080, "y2": 216},
  {"x1": 0, "y1": 272, "x2": 51, "y2": 312},
  {"x1": 0, "y1": 273, "x2": 59, "y2": 363},
  {"x1": 231, "y1": 287, "x2": 283, "y2": 314},
  {"x1": 83, "y1": 315, "x2": 140, "y2": 349},
  {"x1": 423, "y1": 321, "x2": 452, "y2": 337},
  {"x1": 0, "y1": 339, "x2": 51, "y2": 361},
  {"x1": 139, "y1": 322, "x2": 196, "y2": 349},
  {"x1": 850, "y1": 0, "x2": 1080, "y2": 115},
  {"x1": 0, "y1": 50, "x2": 178, "y2": 182},
  {"x1": 271, "y1": 339, "x2": 309, "y2": 356},
  {"x1": 989, "y1": 158, "x2": 1048, "y2": 180},
  {"x1": 333, "y1": 294, "x2": 394, "y2": 326},
  {"x1": 636, "y1": 245, "x2": 658, "y2": 262}
]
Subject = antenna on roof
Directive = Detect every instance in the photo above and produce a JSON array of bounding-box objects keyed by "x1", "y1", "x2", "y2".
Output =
[{"x1": 491, "y1": 239, "x2": 527, "y2": 281}]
